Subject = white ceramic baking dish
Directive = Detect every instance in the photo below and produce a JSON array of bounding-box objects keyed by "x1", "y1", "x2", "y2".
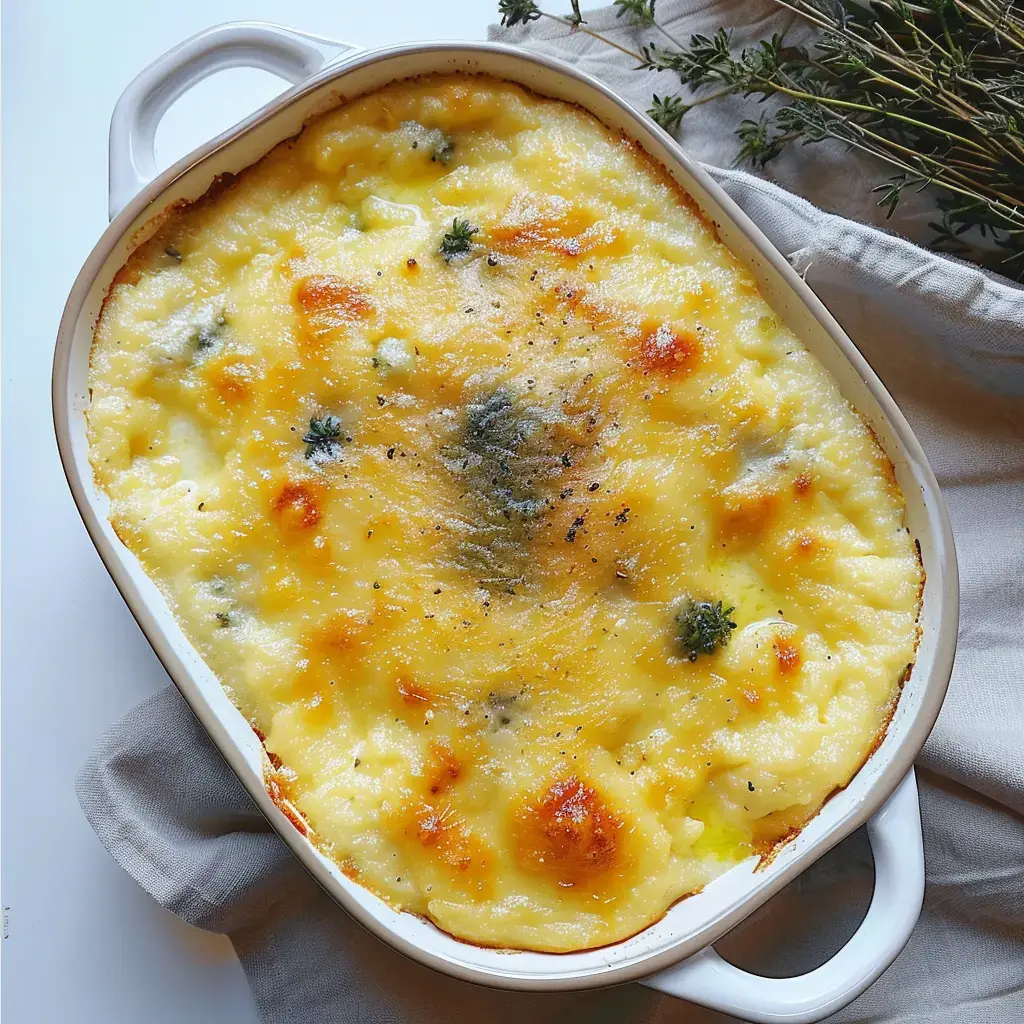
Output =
[{"x1": 53, "y1": 22, "x2": 959, "y2": 1023}]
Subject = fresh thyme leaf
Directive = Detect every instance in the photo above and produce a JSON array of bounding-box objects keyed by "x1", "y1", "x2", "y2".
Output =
[
  {"x1": 567, "y1": 0, "x2": 585, "y2": 28},
  {"x1": 675, "y1": 598, "x2": 737, "y2": 661},
  {"x1": 736, "y1": 113, "x2": 791, "y2": 168},
  {"x1": 872, "y1": 173, "x2": 928, "y2": 220},
  {"x1": 648, "y1": 94, "x2": 690, "y2": 132},
  {"x1": 439, "y1": 217, "x2": 479, "y2": 262},
  {"x1": 498, "y1": 0, "x2": 541, "y2": 27},
  {"x1": 302, "y1": 413, "x2": 344, "y2": 460},
  {"x1": 164, "y1": 246, "x2": 183, "y2": 262},
  {"x1": 614, "y1": 0, "x2": 656, "y2": 24},
  {"x1": 215, "y1": 611, "x2": 232, "y2": 628}
]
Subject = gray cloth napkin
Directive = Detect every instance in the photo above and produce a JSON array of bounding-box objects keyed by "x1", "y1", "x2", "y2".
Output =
[{"x1": 77, "y1": 3, "x2": 1024, "y2": 1021}]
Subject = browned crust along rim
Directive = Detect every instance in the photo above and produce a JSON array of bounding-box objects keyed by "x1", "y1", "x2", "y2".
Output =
[{"x1": 91, "y1": 69, "x2": 926, "y2": 956}]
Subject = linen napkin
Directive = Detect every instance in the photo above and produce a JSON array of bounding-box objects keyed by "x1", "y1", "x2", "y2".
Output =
[{"x1": 77, "y1": 3, "x2": 1024, "y2": 1021}]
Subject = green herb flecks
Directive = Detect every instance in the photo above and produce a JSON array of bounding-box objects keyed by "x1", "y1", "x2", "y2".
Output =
[
  {"x1": 439, "y1": 218, "x2": 479, "y2": 262},
  {"x1": 190, "y1": 313, "x2": 228, "y2": 357},
  {"x1": 400, "y1": 121, "x2": 456, "y2": 165},
  {"x1": 441, "y1": 387, "x2": 569, "y2": 593},
  {"x1": 302, "y1": 413, "x2": 344, "y2": 461},
  {"x1": 431, "y1": 132, "x2": 455, "y2": 165},
  {"x1": 484, "y1": 688, "x2": 531, "y2": 731},
  {"x1": 675, "y1": 598, "x2": 737, "y2": 661}
]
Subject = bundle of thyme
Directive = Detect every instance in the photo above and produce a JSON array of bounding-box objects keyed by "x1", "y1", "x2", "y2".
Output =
[{"x1": 498, "y1": 0, "x2": 1024, "y2": 279}]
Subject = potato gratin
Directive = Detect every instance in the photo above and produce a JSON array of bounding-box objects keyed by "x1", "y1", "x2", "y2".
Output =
[{"x1": 89, "y1": 75, "x2": 922, "y2": 952}]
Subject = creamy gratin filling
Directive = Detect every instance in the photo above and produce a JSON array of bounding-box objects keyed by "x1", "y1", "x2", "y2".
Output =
[{"x1": 88, "y1": 74, "x2": 922, "y2": 951}]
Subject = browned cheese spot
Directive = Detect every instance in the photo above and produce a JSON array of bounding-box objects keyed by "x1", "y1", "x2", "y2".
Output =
[
  {"x1": 310, "y1": 612, "x2": 372, "y2": 656},
  {"x1": 514, "y1": 775, "x2": 623, "y2": 888},
  {"x1": 265, "y1": 772, "x2": 310, "y2": 837},
  {"x1": 773, "y1": 636, "x2": 802, "y2": 675},
  {"x1": 636, "y1": 323, "x2": 701, "y2": 376},
  {"x1": 794, "y1": 532, "x2": 820, "y2": 557},
  {"x1": 397, "y1": 676, "x2": 433, "y2": 707},
  {"x1": 294, "y1": 274, "x2": 373, "y2": 349},
  {"x1": 407, "y1": 803, "x2": 490, "y2": 885},
  {"x1": 272, "y1": 481, "x2": 323, "y2": 531},
  {"x1": 425, "y1": 741, "x2": 463, "y2": 795},
  {"x1": 208, "y1": 358, "x2": 258, "y2": 404},
  {"x1": 718, "y1": 491, "x2": 776, "y2": 545},
  {"x1": 489, "y1": 192, "x2": 620, "y2": 260}
]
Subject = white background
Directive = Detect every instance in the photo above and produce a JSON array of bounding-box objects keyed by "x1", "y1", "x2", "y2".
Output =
[{"x1": 0, "y1": 2, "x2": 566, "y2": 1020}]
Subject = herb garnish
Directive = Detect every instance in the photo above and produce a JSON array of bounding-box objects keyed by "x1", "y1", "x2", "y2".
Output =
[
  {"x1": 441, "y1": 388, "x2": 569, "y2": 592},
  {"x1": 439, "y1": 218, "x2": 479, "y2": 262},
  {"x1": 502, "y1": 0, "x2": 1024, "y2": 279},
  {"x1": 192, "y1": 314, "x2": 228, "y2": 355},
  {"x1": 648, "y1": 94, "x2": 689, "y2": 133},
  {"x1": 675, "y1": 598, "x2": 737, "y2": 661},
  {"x1": 302, "y1": 413, "x2": 344, "y2": 460},
  {"x1": 401, "y1": 121, "x2": 456, "y2": 166},
  {"x1": 431, "y1": 132, "x2": 455, "y2": 165}
]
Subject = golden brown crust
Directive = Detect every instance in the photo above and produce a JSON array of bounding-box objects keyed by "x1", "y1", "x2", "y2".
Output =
[
  {"x1": 294, "y1": 274, "x2": 374, "y2": 350},
  {"x1": 513, "y1": 776, "x2": 624, "y2": 888},
  {"x1": 92, "y1": 71, "x2": 925, "y2": 953}
]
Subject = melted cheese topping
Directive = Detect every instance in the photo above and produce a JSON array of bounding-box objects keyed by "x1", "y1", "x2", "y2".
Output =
[{"x1": 88, "y1": 75, "x2": 922, "y2": 952}]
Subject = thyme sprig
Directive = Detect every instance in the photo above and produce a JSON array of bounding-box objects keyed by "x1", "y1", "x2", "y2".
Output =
[
  {"x1": 675, "y1": 598, "x2": 737, "y2": 661},
  {"x1": 302, "y1": 413, "x2": 343, "y2": 460},
  {"x1": 499, "y1": 0, "x2": 646, "y2": 60},
  {"x1": 501, "y1": 0, "x2": 1024, "y2": 278},
  {"x1": 440, "y1": 217, "x2": 480, "y2": 261}
]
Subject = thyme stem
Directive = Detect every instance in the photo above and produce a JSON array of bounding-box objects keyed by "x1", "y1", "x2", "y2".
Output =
[
  {"x1": 498, "y1": 0, "x2": 1024, "y2": 276},
  {"x1": 537, "y1": 11, "x2": 646, "y2": 62}
]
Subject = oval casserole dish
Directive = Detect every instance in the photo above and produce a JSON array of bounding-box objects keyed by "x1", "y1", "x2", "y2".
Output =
[{"x1": 53, "y1": 28, "x2": 957, "y2": 1019}]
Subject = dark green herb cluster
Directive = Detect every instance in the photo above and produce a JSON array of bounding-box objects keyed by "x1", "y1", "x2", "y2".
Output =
[
  {"x1": 439, "y1": 217, "x2": 479, "y2": 262},
  {"x1": 648, "y1": 93, "x2": 690, "y2": 133},
  {"x1": 499, "y1": 0, "x2": 585, "y2": 29},
  {"x1": 502, "y1": 0, "x2": 1024, "y2": 279},
  {"x1": 402, "y1": 120, "x2": 456, "y2": 165},
  {"x1": 675, "y1": 598, "x2": 737, "y2": 661},
  {"x1": 302, "y1": 413, "x2": 344, "y2": 460},
  {"x1": 442, "y1": 388, "x2": 569, "y2": 592},
  {"x1": 192, "y1": 313, "x2": 228, "y2": 355},
  {"x1": 431, "y1": 132, "x2": 456, "y2": 165}
]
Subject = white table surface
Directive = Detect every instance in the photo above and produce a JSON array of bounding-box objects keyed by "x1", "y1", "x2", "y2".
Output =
[{"x1": 0, "y1": 2, "x2": 568, "y2": 1020}]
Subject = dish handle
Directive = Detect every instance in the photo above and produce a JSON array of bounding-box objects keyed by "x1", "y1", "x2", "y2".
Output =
[
  {"x1": 108, "y1": 21, "x2": 359, "y2": 221},
  {"x1": 642, "y1": 769, "x2": 924, "y2": 1024}
]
